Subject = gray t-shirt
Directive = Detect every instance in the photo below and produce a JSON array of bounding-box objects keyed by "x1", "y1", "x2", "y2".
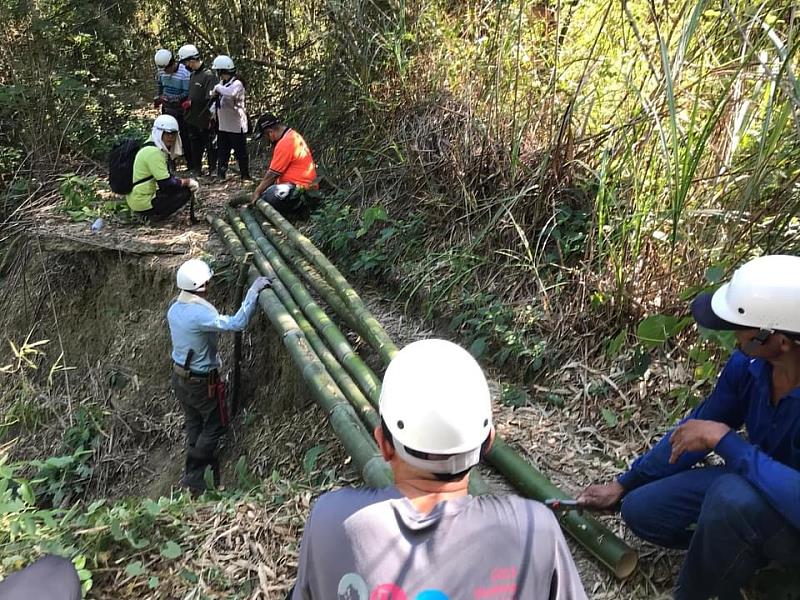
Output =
[{"x1": 292, "y1": 487, "x2": 587, "y2": 600}]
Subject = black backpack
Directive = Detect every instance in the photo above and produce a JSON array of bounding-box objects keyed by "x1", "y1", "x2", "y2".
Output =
[{"x1": 108, "y1": 139, "x2": 155, "y2": 195}]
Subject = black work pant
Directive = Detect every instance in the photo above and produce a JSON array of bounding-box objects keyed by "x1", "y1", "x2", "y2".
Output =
[
  {"x1": 186, "y1": 123, "x2": 217, "y2": 175},
  {"x1": 136, "y1": 186, "x2": 192, "y2": 220},
  {"x1": 217, "y1": 131, "x2": 249, "y2": 179},
  {"x1": 171, "y1": 371, "x2": 226, "y2": 491},
  {"x1": 162, "y1": 104, "x2": 193, "y2": 168}
]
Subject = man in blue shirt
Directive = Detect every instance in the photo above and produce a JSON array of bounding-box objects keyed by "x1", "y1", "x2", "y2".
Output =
[
  {"x1": 578, "y1": 255, "x2": 800, "y2": 599},
  {"x1": 167, "y1": 259, "x2": 271, "y2": 494}
]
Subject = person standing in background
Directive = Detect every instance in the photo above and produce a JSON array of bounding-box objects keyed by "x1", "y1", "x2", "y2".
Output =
[
  {"x1": 153, "y1": 48, "x2": 193, "y2": 169},
  {"x1": 177, "y1": 44, "x2": 218, "y2": 178},
  {"x1": 210, "y1": 55, "x2": 250, "y2": 182}
]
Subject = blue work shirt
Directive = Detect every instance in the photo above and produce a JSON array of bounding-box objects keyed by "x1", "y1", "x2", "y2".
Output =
[
  {"x1": 167, "y1": 289, "x2": 260, "y2": 373},
  {"x1": 618, "y1": 351, "x2": 800, "y2": 530}
]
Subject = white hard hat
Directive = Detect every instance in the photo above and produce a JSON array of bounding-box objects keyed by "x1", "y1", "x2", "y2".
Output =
[
  {"x1": 692, "y1": 255, "x2": 800, "y2": 334},
  {"x1": 154, "y1": 49, "x2": 172, "y2": 67},
  {"x1": 177, "y1": 44, "x2": 200, "y2": 62},
  {"x1": 154, "y1": 114, "x2": 179, "y2": 133},
  {"x1": 211, "y1": 55, "x2": 235, "y2": 71},
  {"x1": 379, "y1": 339, "x2": 493, "y2": 474},
  {"x1": 176, "y1": 259, "x2": 213, "y2": 292}
]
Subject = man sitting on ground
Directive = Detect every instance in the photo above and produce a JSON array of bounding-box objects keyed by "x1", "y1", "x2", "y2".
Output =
[
  {"x1": 292, "y1": 338, "x2": 587, "y2": 599},
  {"x1": 125, "y1": 114, "x2": 199, "y2": 221},
  {"x1": 579, "y1": 254, "x2": 800, "y2": 600},
  {"x1": 250, "y1": 114, "x2": 317, "y2": 214}
]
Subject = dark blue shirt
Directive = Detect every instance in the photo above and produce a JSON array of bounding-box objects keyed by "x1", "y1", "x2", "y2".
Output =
[{"x1": 618, "y1": 350, "x2": 800, "y2": 530}]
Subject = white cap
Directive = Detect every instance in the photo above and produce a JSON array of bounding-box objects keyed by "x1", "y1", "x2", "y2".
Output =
[
  {"x1": 211, "y1": 55, "x2": 235, "y2": 71},
  {"x1": 177, "y1": 44, "x2": 200, "y2": 62}
]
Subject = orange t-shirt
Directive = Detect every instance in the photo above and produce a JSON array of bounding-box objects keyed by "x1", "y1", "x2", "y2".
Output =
[{"x1": 268, "y1": 128, "x2": 317, "y2": 188}]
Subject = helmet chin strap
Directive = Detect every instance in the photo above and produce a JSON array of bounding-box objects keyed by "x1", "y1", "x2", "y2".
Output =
[{"x1": 742, "y1": 328, "x2": 774, "y2": 354}]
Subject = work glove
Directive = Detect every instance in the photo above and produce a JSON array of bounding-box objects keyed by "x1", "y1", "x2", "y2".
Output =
[
  {"x1": 250, "y1": 276, "x2": 273, "y2": 294},
  {"x1": 186, "y1": 178, "x2": 200, "y2": 193},
  {"x1": 181, "y1": 99, "x2": 192, "y2": 111}
]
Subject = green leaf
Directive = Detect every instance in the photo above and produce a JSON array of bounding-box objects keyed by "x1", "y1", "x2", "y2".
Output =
[
  {"x1": 73, "y1": 555, "x2": 86, "y2": 570},
  {"x1": 180, "y1": 569, "x2": 198, "y2": 583},
  {"x1": 303, "y1": 445, "x2": 326, "y2": 474},
  {"x1": 125, "y1": 561, "x2": 146, "y2": 577},
  {"x1": 77, "y1": 568, "x2": 92, "y2": 582},
  {"x1": 705, "y1": 265, "x2": 725, "y2": 284},
  {"x1": 18, "y1": 482, "x2": 35, "y2": 505},
  {"x1": 469, "y1": 337, "x2": 488, "y2": 359},
  {"x1": 605, "y1": 328, "x2": 627, "y2": 358},
  {"x1": 160, "y1": 541, "x2": 183, "y2": 560},
  {"x1": 142, "y1": 499, "x2": 161, "y2": 516},
  {"x1": 601, "y1": 408, "x2": 619, "y2": 428},
  {"x1": 636, "y1": 314, "x2": 691, "y2": 348},
  {"x1": 356, "y1": 205, "x2": 388, "y2": 237},
  {"x1": 148, "y1": 576, "x2": 159, "y2": 589}
]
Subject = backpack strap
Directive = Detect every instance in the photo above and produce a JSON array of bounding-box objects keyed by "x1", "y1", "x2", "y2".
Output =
[{"x1": 131, "y1": 141, "x2": 158, "y2": 188}]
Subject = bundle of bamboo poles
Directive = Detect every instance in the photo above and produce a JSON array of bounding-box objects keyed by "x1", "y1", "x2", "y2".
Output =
[{"x1": 210, "y1": 201, "x2": 637, "y2": 579}]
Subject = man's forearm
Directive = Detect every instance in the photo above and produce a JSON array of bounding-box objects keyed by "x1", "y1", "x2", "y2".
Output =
[{"x1": 252, "y1": 173, "x2": 278, "y2": 200}]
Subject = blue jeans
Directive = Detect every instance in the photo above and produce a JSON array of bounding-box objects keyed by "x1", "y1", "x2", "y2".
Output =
[{"x1": 621, "y1": 468, "x2": 800, "y2": 599}]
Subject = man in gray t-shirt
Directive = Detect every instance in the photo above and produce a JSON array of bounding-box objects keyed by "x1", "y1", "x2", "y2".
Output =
[{"x1": 292, "y1": 339, "x2": 587, "y2": 600}]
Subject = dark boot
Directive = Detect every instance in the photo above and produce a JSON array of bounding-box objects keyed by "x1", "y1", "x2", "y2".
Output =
[
  {"x1": 239, "y1": 158, "x2": 251, "y2": 181},
  {"x1": 181, "y1": 446, "x2": 210, "y2": 494}
]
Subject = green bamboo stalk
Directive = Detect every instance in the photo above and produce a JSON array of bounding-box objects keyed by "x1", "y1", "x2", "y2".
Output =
[
  {"x1": 210, "y1": 217, "x2": 392, "y2": 488},
  {"x1": 223, "y1": 210, "x2": 381, "y2": 430},
  {"x1": 257, "y1": 217, "x2": 362, "y2": 335},
  {"x1": 256, "y1": 199, "x2": 399, "y2": 364},
  {"x1": 232, "y1": 208, "x2": 384, "y2": 407},
  {"x1": 486, "y1": 439, "x2": 637, "y2": 579},
  {"x1": 222, "y1": 212, "x2": 489, "y2": 497},
  {"x1": 244, "y1": 210, "x2": 637, "y2": 577}
]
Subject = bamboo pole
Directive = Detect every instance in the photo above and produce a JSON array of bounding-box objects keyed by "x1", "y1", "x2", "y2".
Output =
[
  {"x1": 223, "y1": 210, "x2": 380, "y2": 430},
  {"x1": 227, "y1": 209, "x2": 489, "y2": 496},
  {"x1": 256, "y1": 216, "x2": 362, "y2": 335},
  {"x1": 232, "y1": 207, "x2": 383, "y2": 408},
  {"x1": 256, "y1": 199, "x2": 399, "y2": 364},
  {"x1": 230, "y1": 252, "x2": 253, "y2": 417},
  {"x1": 210, "y1": 217, "x2": 392, "y2": 488},
  {"x1": 246, "y1": 212, "x2": 638, "y2": 578},
  {"x1": 485, "y1": 439, "x2": 637, "y2": 579}
]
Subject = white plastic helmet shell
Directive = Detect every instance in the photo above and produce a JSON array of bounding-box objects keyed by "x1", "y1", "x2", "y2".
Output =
[
  {"x1": 154, "y1": 114, "x2": 180, "y2": 132},
  {"x1": 177, "y1": 44, "x2": 200, "y2": 62},
  {"x1": 379, "y1": 339, "x2": 492, "y2": 473},
  {"x1": 176, "y1": 259, "x2": 213, "y2": 291},
  {"x1": 211, "y1": 55, "x2": 235, "y2": 71},
  {"x1": 711, "y1": 255, "x2": 800, "y2": 334},
  {"x1": 154, "y1": 49, "x2": 173, "y2": 67}
]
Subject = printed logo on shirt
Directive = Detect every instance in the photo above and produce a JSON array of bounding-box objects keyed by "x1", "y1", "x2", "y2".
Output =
[
  {"x1": 336, "y1": 569, "x2": 516, "y2": 600},
  {"x1": 338, "y1": 573, "x2": 369, "y2": 600}
]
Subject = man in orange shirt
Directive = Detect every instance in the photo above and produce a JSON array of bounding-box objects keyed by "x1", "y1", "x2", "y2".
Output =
[{"x1": 250, "y1": 113, "x2": 317, "y2": 214}]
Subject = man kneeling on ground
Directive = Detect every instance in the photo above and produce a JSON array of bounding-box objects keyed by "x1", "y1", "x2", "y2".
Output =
[
  {"x1": 292, "y1": 339, "x2": 587, "y2": 600},
  {"x1": 250, "y1": 113, "x2": 317, "y2": 215},
  {"x1": 126, "y1": 114, "x2": 199, "y2": 221},
  {"x1": 579, "y1": 254, "x2": 800, "y2": 600}
]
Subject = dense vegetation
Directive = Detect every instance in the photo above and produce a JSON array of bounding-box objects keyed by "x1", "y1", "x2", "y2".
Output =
[{"x1": 1, "y1": 0, "x2": 798, "y2": 596}]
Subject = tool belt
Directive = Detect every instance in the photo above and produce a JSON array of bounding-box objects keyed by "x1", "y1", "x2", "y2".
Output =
[{"x1": 173, "y1": 362, "x2": 209, "y2": 379}]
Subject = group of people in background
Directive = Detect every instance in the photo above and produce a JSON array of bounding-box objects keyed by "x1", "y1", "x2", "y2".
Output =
[{"x1": 122, "y1": 43, "x2": 317, "y2": 222}]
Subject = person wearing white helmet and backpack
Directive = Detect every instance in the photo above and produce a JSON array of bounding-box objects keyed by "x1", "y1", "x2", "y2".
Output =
[
  {"x1": 153, "y1": 48, "x2": 193, "y2": 168},
  {"x1": 177, "y1": 44, "x2": 218, "y2": 177},
  {"x1": 125, "y1": 114, "x2": 199, "y2": 221},
  {"x1": 579, "y1": 255, "x2": 800, "y2": 599},
  {"x1": 167, "y1": 259, "x2": 271, "y2": 494},
  {"x1": 209, "y1": 55, "x2": 250, "y2": 181},
  {"x1": 292, "y1": 338, "x2": 587, "y2": 599}
]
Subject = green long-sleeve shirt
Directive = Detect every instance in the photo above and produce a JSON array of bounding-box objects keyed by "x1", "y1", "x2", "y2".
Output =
[{"x1": 185, "y1": 65, "x2": 218, "y2": 129}]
